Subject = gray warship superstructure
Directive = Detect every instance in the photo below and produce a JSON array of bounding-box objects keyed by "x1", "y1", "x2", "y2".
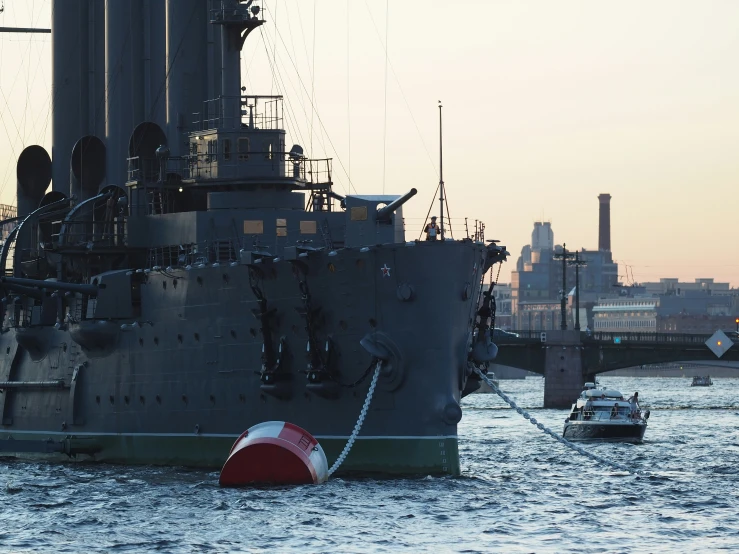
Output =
[{"x1": 0, "y1": 0, "x2": 507, "y2": 475}]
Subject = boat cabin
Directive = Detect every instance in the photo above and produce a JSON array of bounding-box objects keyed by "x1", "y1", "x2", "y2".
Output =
[{"x1": 568, "y1": 387, "x2": 645, "y2": 422}]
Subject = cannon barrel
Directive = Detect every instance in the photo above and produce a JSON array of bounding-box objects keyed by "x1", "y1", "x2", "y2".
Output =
[
  {"x1": 376, "y1": 188, "x2": 417, "y2": 221},
  {"x1": 0, "y1": 277, "x2": 102, "y2": 297},
  {"x1": 0, "y1": 283, "x2": 44, "y2": 301}
]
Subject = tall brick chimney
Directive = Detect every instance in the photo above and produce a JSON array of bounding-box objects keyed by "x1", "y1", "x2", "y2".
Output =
[{"x1": 598, "y1": 194, "x2": 611, "y2": 251}]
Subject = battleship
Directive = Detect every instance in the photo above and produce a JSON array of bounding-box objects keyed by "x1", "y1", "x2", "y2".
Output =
[{"x1": 0, "y1": 0, "x2": 507, "y2": 475}]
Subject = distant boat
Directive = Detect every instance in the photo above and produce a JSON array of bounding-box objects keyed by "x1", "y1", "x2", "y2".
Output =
[
  {"x1": 472, "y1": 372, "x2": 500, "y2": 394},
  {"x1": 691, "y1": 376, "x2": 713, "y2": 387}
]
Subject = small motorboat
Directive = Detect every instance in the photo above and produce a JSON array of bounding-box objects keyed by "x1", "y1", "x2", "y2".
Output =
[
  {"x1": 472, "y1": 372, "x2": 500, "y2": 394},
  {"x1": 691, "y1": 376, "x2": 712, "y2": 387},
  {"x1": 563, "y1": 382, "x2": 648, "y2": 442}
]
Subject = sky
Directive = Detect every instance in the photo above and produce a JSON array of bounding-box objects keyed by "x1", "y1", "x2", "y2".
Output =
[{"x1": 0, "y1": 0, "x2": 738, "y2": 287}]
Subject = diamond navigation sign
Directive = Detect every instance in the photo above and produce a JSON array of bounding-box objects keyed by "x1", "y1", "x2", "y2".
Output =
[{"x1": 706, "y1": 330, "x2": 733, "y2": 358}]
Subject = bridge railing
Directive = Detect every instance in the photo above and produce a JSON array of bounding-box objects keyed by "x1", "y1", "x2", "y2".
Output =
[
  {"x1": 586, "y1": 332, "x2": 712, "y2": 344},
  {"x1": 502, "y1": 330, "x2": 715, "y2": 345}
]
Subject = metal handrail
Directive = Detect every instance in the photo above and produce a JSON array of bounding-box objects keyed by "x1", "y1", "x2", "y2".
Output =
[
  {"x1": 193, "y1": 94, "x2": 284, "y2": 131},
  {"x1": 127, "y1": 153, "x2": 333, "y2": 186}
]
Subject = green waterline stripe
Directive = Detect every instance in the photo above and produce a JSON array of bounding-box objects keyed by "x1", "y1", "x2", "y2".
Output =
[{"x1": 1, "y1": 430, "x2": 457, "y2": 440}]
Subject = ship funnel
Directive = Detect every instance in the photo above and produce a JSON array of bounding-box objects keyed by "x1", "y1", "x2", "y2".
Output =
[
  {"x1": 129, "y1": 122, "x2": 168, "y2": 182},
  {"x1": 17, "y1": 145, "x2": 52, "y2": 219},
  {"x1": 71, "y1": 135, "x2": 106, "y2": 202},
  {"x1": 129, "y1": 122, "x2": 168, "y2": 159}
]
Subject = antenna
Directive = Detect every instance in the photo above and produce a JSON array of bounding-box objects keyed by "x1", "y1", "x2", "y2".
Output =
[{"x1": 438, "y1": 100, "x2": 444, "y2": 240}]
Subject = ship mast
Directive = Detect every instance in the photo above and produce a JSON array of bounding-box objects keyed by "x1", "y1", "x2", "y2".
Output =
[
  {"x1": 212, "y1": 0, "x2": 265, "y2": 128},
  {"x1": 438, "y1": 100, "x2": 445, "y2": 240}
]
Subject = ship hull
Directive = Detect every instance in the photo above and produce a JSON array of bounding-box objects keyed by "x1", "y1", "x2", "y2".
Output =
[
  {"x1": 0, "y1": 431, "x2": 460, "y2": 475},
  {"x1": 0, "y1": 240, "x2": 487, "y2": 476},
  {"x1": 562, "y1": 421, "x2": 646, "y2": 443}
]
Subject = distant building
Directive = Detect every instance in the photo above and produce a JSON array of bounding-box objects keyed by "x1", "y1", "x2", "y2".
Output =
[
  {"x1": 657, "y1": 315, "x2": 737, "y2": 334},
  {"x1": 531, "y1": 221, "x2": 553, "y2": 251},
  {"x1": 511, "y1": 195, "x2": 619, "y2": 330},
  {"x1": 517, "y1": 300, "x2": 562, "y2": 331},
  {"x1": 491, "y1": 283, "x2": 513, "y2": 329},
  {"x1": 592, "y1": 291, "x2": 736, "y2": 333},
  {"x1": 592, "y1": 297, "x2": 658, "y2": 331},
  {"x1": 641, "y1": 278, "x2": 732, "y2": 297}
]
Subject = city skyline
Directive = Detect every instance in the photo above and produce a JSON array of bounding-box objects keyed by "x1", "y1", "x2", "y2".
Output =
[{"x1": 0, "y1": 1, "x2": 737, "y2": 286}]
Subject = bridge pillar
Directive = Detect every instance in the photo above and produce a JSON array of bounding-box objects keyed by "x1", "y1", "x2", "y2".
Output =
[{"x1": 543, "y1": 330, "x2": 584, "y2": 409}]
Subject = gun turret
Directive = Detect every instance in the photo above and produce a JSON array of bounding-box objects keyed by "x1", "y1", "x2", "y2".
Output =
[
  {"x1": 375, "y1": 188, "x2": 417, "y2": 221},
  {"x1": 0, "y1": 277, "x2": 102, "y2": 297}
]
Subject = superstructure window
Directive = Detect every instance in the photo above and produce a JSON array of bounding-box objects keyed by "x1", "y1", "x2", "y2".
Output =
[
  {"x1": 223, "y1": 139, "x2": 232, "y2": 161},
  {"x1": 238, "y1": 138, "x2": 250, "y2": 160}
]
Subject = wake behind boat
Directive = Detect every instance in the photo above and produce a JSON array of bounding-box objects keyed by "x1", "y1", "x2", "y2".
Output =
[{"x1": 563, "y1": 383, "x2": 649, "y2": 442}]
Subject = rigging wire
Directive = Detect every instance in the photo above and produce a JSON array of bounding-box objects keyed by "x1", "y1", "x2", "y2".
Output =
[
  {"x1": 257, "y1": 26, "x2": 311, "y2": 166},
  {"x1": 260, "y1": 14, "x2": 318, "y2": 156},
  {"x1": 0, "y1": 0, "x2": 49, "y2": 201},
  {"x1": 362, "y1": 0, "x2": 437, "y2": 178},
  {"x1": 346, "y1": 0, "x2": 350, "y2": 184},
  {"x1": 418, "y1": 181, "x2": 440, "y2": 241},
  {"x1": 444, "y1": 188, "x2": 454, "y2": 239},
  {"x1": 264, "y1": 9, "x2": 326, "y2": 158},
  {"x1": 22, "y1": 0, "x2": 34, "y2": 144},
  {"x1": 381, "y1": 0, "x2": 388, "y2": 194},
  {"x1": 272, "y1": 24, "x2": 356, "y2": 194},
  {"x1": 261, "y1": 12, "x2": 333, "y2": 172},
  {"x1": 310, "y1": 0, "x2": 316, "y2": 155},
  {"x1": 271, "y1": 0, "x2": 277, "y2": 96},
  {"x1": 286, "y1": 0, "x2": 332, "y2": 165}
]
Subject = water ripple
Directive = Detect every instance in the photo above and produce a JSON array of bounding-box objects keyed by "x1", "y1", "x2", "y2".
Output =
[{"x1": 1, "y1": 376, "x2": 739, "y2": 552}]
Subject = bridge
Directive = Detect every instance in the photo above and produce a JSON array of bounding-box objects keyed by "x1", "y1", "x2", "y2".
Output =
[{"x1": 490, "y1": 330, "x2": 739, "y2": 408}]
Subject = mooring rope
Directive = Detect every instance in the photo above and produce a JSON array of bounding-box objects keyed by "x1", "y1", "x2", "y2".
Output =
[{"x1": 473, "y1": 368, "x2": 648, "y2": 476}]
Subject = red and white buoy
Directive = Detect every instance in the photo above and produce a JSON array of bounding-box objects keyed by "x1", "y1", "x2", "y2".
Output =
[{"x1": 219, "y1": 421, "x2": 329, "y2": 487}]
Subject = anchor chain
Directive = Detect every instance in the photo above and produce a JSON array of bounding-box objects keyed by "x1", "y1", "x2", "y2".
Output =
[
  {"x1": 473, "y1": 262, "x2": 502, "y2": 348},
  {"x1": 489, "y1": 262, "x2": 501, "y2": 331},
  {"x1": 249, "y1": 267, "x2": 279, "y2": 378},
  {"x1": 473, "y1": 367, "x2": 648, "y2": 476},
  {"x1": 328, "y1": 360, "x2": 382, "y2": 476},
  {"x1": 295, "y1": 271, "x2": 329, "y2": 380}
]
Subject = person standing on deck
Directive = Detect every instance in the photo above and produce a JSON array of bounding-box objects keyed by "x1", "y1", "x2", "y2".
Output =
[
  {"x1": 424, "y1": 216, "x2": 439, "y2": 241},
  {"x1": 628, "y1": 392, "x2": 640, "y2": 418}
]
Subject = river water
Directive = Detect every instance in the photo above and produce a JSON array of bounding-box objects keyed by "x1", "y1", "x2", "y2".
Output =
[{"x1": 2, "y1": 376, "x2": 738, "y2": 553}]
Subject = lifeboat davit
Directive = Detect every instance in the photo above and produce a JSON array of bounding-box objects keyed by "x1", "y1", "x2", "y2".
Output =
[{"x1": 219, "y1": 421, "x2": 329, "y2": 487}]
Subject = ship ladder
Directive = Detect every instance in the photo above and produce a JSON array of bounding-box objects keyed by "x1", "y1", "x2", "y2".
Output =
[
  {"x1": 473, "y1": 367, "x2": 649, "y2": 477},
  {"x1": 319, "y1": 218, "x2": 333, "y2": 251}
]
